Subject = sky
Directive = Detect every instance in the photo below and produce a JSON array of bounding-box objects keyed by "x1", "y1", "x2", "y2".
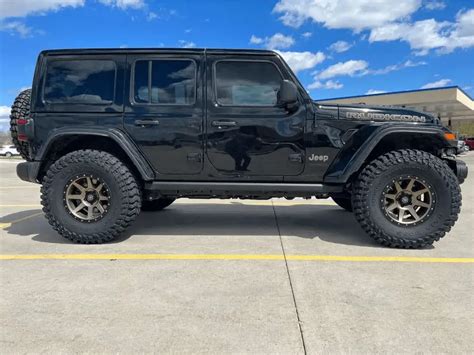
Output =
[{"x1": 0, "y1": 0, "x2": 473, "y2": 130}]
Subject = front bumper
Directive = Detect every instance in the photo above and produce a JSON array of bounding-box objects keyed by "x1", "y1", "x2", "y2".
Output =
[
  {"x1": 16, "y1": 161, "x2": 41, "y2": 183},
  {"x1": 451, "y1": 159, "x2": 468, "y2": 184}
]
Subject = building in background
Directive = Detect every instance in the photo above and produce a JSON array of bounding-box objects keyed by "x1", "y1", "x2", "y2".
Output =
[{"x1": 317, "y1": 86, "x2": 474, "y2": 136}]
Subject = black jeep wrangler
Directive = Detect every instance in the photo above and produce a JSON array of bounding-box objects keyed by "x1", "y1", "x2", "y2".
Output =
[{"x1": 11, "y1": 48, "x2": 467, "y2": 248}]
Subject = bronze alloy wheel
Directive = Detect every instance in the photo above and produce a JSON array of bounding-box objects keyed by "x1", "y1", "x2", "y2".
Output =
[
  {"x1": 381, "y1": 176, "x2": 435, "y2": 226},
  {"x1": 64, "y1": 175, "x2": 111, "y2": 222}
]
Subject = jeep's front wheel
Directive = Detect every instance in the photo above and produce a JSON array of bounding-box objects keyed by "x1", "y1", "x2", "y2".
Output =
[
  {"x1": 41, "y1": 150, "x2": 141, "y2": 244},
  {"x1": 352, "y1": 149, "x2": 461, "y2": 248}
]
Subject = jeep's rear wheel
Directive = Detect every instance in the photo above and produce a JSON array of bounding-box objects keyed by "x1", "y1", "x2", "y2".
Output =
[
  {"x1": 352, "y1": 149, "x2": 461, "y2": 248},
  {"x1": 142, "y1": 197, "x2": 175, "y2": 212},
  {"x1": 10, "y1": 89, "x2": 31, "y2": 160},
  {"x1": 41, "y1": 150, "x2": 141, "y2": 244}
]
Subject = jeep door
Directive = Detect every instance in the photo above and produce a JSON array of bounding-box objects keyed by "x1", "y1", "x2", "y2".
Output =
[
  {"x1": 205, "y1": 55, "x2": 306, "y2": 178},
  {"x1": 124, "y1": 53, "x2": 204, "y2": 175}
]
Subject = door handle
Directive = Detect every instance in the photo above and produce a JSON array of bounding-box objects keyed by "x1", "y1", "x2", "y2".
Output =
[
  {"x1": 211, "y1": 120, "x2": 237, "y2": 128},
  {"x1": 135, "y1": 119, "x2": 160, "y2": 126}
]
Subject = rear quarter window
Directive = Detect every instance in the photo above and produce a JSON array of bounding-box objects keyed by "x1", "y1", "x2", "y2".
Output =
[{"x1": 43, "y1": 59, "x2": 116, "y2": 104}]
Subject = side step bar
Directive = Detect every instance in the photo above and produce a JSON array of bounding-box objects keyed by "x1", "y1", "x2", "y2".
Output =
[{"x1": 144, "y1": 181, "x2": 343, "y2": 196}]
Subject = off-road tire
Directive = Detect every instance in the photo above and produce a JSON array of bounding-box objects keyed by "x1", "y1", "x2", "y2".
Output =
[
  {"x1": 352, "y1": 149, "x2": 461, "y2": 248},
  {"x1": 332, "y1": 196, "x2": 353, "y2": 212},
  {"x1": 142, "y1": 198, "x2": 175, "y2": 211},
  {"x1": 41, "y1": 150, "x2": 141, "y2": 244},
  {"x1": 10, "y1": 89, "x2": 31, "y2": 160}
]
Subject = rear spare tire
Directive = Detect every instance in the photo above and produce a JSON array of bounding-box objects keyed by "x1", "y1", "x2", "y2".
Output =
[
  {"x1": 352, "y1": 149, "x2": 461, "y2": 248},
  {"x1": 10, "y1": 89, "x2": 32, "y2": 160}
]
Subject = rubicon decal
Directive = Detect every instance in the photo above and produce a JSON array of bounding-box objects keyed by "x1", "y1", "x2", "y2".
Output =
[{"x1": 346, "y1": 112, "x2": 426, "y2": 123}]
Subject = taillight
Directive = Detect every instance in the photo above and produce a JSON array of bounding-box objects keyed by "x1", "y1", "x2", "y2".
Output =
[{"x1": 17, "y1": 118, "x2": 29, "y2": 141}]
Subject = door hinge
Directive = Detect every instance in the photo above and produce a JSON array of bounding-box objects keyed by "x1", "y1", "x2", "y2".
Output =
[
  {"x1": 288, "y1": 153, "x2": 303, "y2": 163},
  {"x1": 187, "y1": 152, "x2": 202, "y2": 162}
]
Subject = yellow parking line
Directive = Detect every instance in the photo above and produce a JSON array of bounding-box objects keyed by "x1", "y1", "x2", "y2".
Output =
[
  {"x1": 0, "y1": 186, "x2": 39, "y2": 189},
  {"x1": 0, "y1": 212, "x2": 43, "y2": 229},
  {"x1": 0, "y1": 254, "x2": 472, "y2": 263},
  {"x1": 0, "y1": 205, "x2": 42, "y2": 207}
]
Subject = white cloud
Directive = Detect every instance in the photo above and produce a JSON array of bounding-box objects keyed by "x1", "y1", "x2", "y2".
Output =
[
  {"x1": 424, "y1": 1, "x2": 445, "y2": 10},
  {"x1": 369, "y1": 60, "x2": 426, "y2": 74},
  {"x1": 0, "y1": 106, "x2": 10, "y2": 117},
  {"x1": 273, "y1": 0, "x2": 421, "y2": 31},
  {"x1": 308, "y1": 80, "x2": 343, "y2": 90},
  {"x1": 0, "y1": 106, "x2": 11, "y2": 126},
  {"x1": 146, "y1": 12, "x2": 158, "y2": 21},
  {"x1": 0, "y1": 0, "x2": 85, "y2": 19},
  {"x1": 302, "y1": 31, "x2": 312, "y2": 38},
  {"x1": 421, "y1": 78, "x2": 451, "y2": 89},
  {"x1": 178, "y1": 40, "x2": 196, "y2": 48},
  {"x1": 277, "y1": 50, "x2": 325, "y2": 73},
  {"x1": 365, "y1": 89, "x2": 387, "y2": 95},
  {"x1": 250, "y1": 34, "x2": 264, "y2": 45},
  {"x1": 317, "y1": 60, "x2": 369, "y2": 79},
  {"x1": 249, "y1": 33, "x2": 294, "y2": 50},
  {"x1": 314, "y1": 59, "x2": 425, "y2": 82},
  {"x1": 98, "y1": 0, "x2": 145, "y2": 9},
  {"x1": 0, "y1": 21, "x2": 34, "y2": 37},
  {"x1": 267, "y1": 33, "x2": 294, "y2": 49},
  {"x1": 328, "y1": 40, "x2": 352, "y2": 53},
  {"x1": 369, "y1": 9, "x2": 474, "y2": 55},
  {"x1": 369, "y1": 19, "x2": 449, "y2": 54}
]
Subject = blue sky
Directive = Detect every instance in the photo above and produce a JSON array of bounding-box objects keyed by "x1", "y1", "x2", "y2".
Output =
[{"x1": 0, "y1": 0, "x2": 473, "y2": 128}]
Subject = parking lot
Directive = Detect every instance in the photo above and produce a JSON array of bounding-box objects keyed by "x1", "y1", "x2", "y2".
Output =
[{"x1": 0, "y1": 154, "x2": 473, "y2": 353}]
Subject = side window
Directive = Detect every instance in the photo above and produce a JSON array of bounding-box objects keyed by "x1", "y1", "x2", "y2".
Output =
[
  {"x1": 215, "y1": 61, "x2": 282, "y2": 106},
  {"x1": 44, "y1": 60, "x2": 116, "y2": 104},
  {"x1": 133, "y1": 59, "x2": 196, "y2": 105}
]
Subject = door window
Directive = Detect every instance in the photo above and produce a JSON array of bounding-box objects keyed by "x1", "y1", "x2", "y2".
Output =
[
  {"x1": 133, "y1": 59, "x2": 196, "y2": 105},
  {"x1": 215, "y1": 61, "x2": 282, "y2": 106}
]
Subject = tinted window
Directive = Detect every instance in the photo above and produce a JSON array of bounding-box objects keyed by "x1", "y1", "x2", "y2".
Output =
[
  {"x1": 133, "y1": 60, "x2": 195, "y2": 105},
  {"x1": 44, "y1": 60, "x2": 116, "y2": 104},
  {"x1": 134, "y1": 61, "x2": 149, "y2": 103},
  {"x1": 215, "y1": 61, "x2": 282, "y2": 106}
]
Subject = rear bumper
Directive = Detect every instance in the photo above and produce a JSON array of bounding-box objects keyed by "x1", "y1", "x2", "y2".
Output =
[{"x1": 16, "y1": 161, "x2": 41, "y2": 183}]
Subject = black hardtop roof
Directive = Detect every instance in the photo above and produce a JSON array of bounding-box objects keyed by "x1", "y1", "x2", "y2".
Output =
[{"x1": 40, "y1": 48, "x2": 278, "y2": 56}]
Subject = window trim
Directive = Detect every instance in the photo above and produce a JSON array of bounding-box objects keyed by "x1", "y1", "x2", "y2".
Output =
[
  {"x1": 212, "y1": 59, "x2": 284, "y2": 108},
  {"x1": 130, "y1": 57, "x2": 197, "y2": 106},
  {"x1": 42, "y1": 58, "x2": 117, "y2": 105}
]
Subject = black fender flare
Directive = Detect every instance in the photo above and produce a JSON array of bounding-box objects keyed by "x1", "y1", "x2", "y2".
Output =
[
  {"x1": 35, "y1": 127, "x2": 155, "y2": 181},
  {"x1": 324, "y1": 125, "x2": 452, "y2": 184}
]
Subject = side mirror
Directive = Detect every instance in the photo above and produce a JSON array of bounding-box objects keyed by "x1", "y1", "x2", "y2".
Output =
[{"x1": 277, "y1": 80, "x2": 298, "y2": 111}]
